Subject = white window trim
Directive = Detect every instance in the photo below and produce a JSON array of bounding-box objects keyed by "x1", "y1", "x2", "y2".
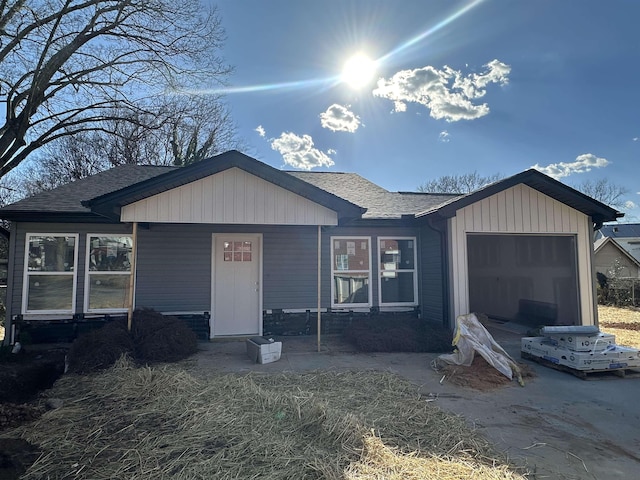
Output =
[
  {"x1": 377, "y1": 236, "x2": 418, "y2": 307},
  {"x1": 22, "y1": 233, "x2": 79, "y2": 315},
  {"x1": 84, "y1": 234, "x2": 133, "y2": 314},
  {"x1": 330, "y1": 235, "x2": 372, "y2": 308}
]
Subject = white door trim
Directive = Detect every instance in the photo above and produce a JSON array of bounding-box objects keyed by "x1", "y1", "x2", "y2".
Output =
[{"x1": 210, "y1": 233, "x2": 263, "y2": 338}]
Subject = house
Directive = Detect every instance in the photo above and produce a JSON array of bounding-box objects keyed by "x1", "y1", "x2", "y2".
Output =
[
  {"x1": 594, "y1": 223, "x2": 640, "y2": 279},
  {"x1": 0, "y1": 150, "x2": 622, "y2": 343},
  {"x1": 594, "y1": 236, "x2": 640, "y2": 280}
]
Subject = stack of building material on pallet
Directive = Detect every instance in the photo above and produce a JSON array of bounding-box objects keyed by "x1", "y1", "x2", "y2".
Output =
[{"x1": 521, "y1": 325, "x2": 640, "y2": 372}]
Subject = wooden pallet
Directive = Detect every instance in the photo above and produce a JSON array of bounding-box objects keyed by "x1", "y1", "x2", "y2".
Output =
[{"x1": 521, "y1": 351, "x2": 640, "y2": 380}]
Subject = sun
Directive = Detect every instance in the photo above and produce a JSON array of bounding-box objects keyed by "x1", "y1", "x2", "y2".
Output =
[{"x1": 341, "y1": 53, "x2": 377, "y2": 89}]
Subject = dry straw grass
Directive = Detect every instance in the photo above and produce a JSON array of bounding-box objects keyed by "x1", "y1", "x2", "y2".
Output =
[
  {"x1": 2, "y1": 356, "x2": 525, "y2": 479},
  {"x1": 345, "y1": 435, "x2": 522, "y2": 480},
  {"x1": 598, "y1": 305, "x2": 640, "y2": 348}
]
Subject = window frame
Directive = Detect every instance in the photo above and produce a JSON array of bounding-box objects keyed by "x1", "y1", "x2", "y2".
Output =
[
  {"x1": 22, "y1": 233, "x2": 79, "y2": 315},
  {"x1": 84, "y1": 234, "x2": 133, "y2": 314},
  {"x1": 330, "y1": 236, "x2": 372, "y2": 308},
  {"x1": 377, "y1": 236, "x2": 418, "y2": 307}
]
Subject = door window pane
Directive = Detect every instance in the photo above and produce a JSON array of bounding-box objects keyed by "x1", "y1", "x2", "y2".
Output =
[{"x1": 223, "y1": 240, "x2": 252, "y2": 262}]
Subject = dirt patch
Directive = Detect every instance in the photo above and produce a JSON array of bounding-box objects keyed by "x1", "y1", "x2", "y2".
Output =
[
  {"x1": 436, "y1": 356, "x2": 536, "y2": 391},
  {"x1": 0, "y1": 348, "x2": 66, "y2": 479},
  {"x1": 0, "y1": 349, "x2": 67, "y2": 404},
  {"x1": 0, "y1": 438, "x2": 41, "y2": 480}
]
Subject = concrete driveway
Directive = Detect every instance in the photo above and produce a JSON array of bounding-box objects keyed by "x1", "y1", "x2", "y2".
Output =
[{"x1": 190, "y1": 325, "x2": 640, "y2": 480}]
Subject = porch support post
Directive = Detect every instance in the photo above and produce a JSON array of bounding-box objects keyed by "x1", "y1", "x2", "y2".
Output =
[
  {"x1": 317, "y1": 225, "x2": 321, "y2": 352},
  {"x1": 127, "y1": 222, "x2": 138, "y2": 331}
]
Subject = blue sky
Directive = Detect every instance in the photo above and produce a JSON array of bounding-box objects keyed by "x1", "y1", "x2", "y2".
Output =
[{"x1": 213, "y1": 0, "x2": 639, "y2": 219}]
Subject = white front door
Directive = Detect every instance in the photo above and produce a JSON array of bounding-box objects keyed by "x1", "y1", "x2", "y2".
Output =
[{"x1": 212, "y1": 234, "x2": 262, "y2": 337}]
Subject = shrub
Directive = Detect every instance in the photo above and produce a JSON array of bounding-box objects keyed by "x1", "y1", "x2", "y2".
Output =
[
  {"x1": 67, "y1": 319, "x2": 134, "y2": 373},
  {"x1": 67, "y1": 309, "x2": 199, "y2": 373},
  {"x1": 131, "y1": 309, "x2": 198, "y2": 363},
  {"x1": 344, "y1": 316, "x2": 452, "y2": 353}
]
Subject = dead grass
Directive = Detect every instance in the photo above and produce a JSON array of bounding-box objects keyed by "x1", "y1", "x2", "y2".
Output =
[
  {"x1": 598, "y1": 305, "x2": 640, "y2": 348},
  {"x1": 1, "y1": 356, "x2": 526, "y2": 480},
  {"x1": 345, "y1": 435, "x2": 522, "y2": 480}
]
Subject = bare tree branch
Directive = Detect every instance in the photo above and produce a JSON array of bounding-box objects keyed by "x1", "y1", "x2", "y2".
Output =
[
  {"x1": 417, "y1": 171, "x2": 505, "y2": 194},
  {"x1": 0, "y1": 0, "x2": 231, "y2": 178}
]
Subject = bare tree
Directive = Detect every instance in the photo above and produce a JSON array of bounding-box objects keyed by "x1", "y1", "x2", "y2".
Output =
[
  {"x1": 418, "y1": 171, "x2": 504, "y2": 194},
  {"x1": 0, "y1": 0, "x2": 231, "y2": 179},
  {"x1": 573, "y1": 178, "x2": 629, "y2": 209},
  {"x1": 18, "y1": 94, "x2": 241, "y2": 195}
]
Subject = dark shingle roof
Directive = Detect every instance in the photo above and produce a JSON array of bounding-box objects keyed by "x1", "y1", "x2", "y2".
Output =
[
  {"x1": 286, "y1": 171, "x2": 458, "y2": 219},
  {"x1": 599, "y1": 223, "x2": 640, "y2": 238},
  {"x1": 0, "y1": 165, "x2": 176, "y2": 220}
]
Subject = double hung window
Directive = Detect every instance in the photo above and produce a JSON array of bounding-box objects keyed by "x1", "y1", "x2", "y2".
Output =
[
  {"x1": 85, "y1": 235, "x2": 132, "y2": 312},
  {"x1": 378, "y1": 237, "x2": 417, "y2": 305},
  {"x1": 24, "y1": 234, "x2": 78, "y2": 313},
  {"x1": 331, "y1": 237, "x2": 371, "y2": 307}
]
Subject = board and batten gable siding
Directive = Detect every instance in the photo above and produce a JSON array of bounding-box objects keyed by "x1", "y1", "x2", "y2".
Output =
[
  {"x1": 121, "y1": 167, "x2": 338, "y2": 225},
  {"x1": 447, "y1": 183, "x2": 596, "y2": 325},
  {"x1": 7, "y1": 222, "x2": 132, "y2": 318}
]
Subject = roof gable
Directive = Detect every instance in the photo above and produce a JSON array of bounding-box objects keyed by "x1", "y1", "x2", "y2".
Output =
[
  {"x1": 121, "y1": 167, "x2": 340, "y2": 225},
  {"x1": 418, "y1": 169, "x2": 622, "y2": 226},
  {"x1": 594, "y1": 237, "x2": 640, "y2": 268},
  {"x1": 86, "y1": 150, "x2": 364, "y2": 222}
]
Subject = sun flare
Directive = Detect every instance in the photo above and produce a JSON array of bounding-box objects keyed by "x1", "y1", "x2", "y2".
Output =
[{"x1": 341, "y1": 53, "x2": 377, "y2": 89}]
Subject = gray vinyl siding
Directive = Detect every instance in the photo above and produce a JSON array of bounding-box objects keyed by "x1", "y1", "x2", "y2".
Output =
[
  {"x1": 7, "y1": 221, "x2": 427, "y2": 319},
  {"x1": 418, "y1": 224, "x2": 444, "y2": 323},
  {"x1": 263, "y1": 226, "x2": 319, "y2": 309},
  {"x1": 9, "y1": 222, "x2": 132, "y2": 318},
  {"x1": 135, "y1": 225, "x2": 212, "y2": 311}
]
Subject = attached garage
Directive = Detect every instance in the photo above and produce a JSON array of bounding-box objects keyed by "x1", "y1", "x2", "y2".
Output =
[{"x1": 419, "y1": 172, "x2": 622, "y2": 328}]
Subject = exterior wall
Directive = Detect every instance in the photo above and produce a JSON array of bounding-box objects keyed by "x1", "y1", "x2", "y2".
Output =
[
  {"x1": 594, "y1": 243, "x2": 640, "y2": 278},
  {"x1": 121, "y1": 167, "x2": 338, "y2": 225},
  {"x1": 448, "y1": 184, "x2": 596, "y2": 325},
  {"x1": 8, "y1": 222, "x2": 133, "y2": 320},
  {"x1": 419, "y1": 224, "x2": 444, "y2": 323},
  {"x1": 7, "y1": 222, "x2": 425, "y2": 326}
]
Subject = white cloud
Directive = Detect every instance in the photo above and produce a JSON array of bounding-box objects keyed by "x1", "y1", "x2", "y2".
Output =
[
  {"x1": 634, "y1": 137, "x2": 639, "y2": 141},
  {"x1": 532, "y1": 153, "x2": 610, "y2": 179},
  {"x1": 438, "y1": 130, "x2": 450, "y2": 143},
  {"x1": 624, "y1": 200, "x2": 637, "y2": 210},
  {"x1": 270, "y1": 132, "x2": 335, "y2": 170},
  {"x1": 255, "y1": 125, "x2": 266, "y2": 137},
  {"x1": 372, "y1": 59, "x2": 510, "y2": 122},
  {"x1": 319, "y1": 104, "x2": 361, "y2": 132}
]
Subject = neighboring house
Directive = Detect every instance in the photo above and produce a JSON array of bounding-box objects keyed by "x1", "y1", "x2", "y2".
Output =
[
  {"x1": 0, "y1": 151, "x2": 622, "y2": 343},
  {"x1": 594, "y1": 223, "x2": 640, "y2": 274},
  {"x1": 593, "y1": 236, "x2": 640, "y2": 279}
]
